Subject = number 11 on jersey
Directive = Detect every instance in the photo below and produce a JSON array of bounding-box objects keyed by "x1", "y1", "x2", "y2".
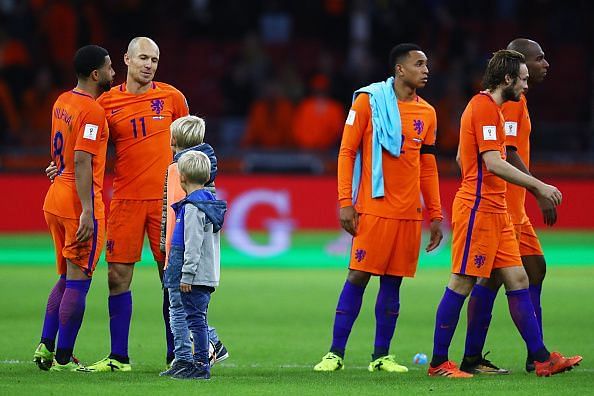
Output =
[{"x1": 130, "y1": 117, "x2": 146, "y2": 138}]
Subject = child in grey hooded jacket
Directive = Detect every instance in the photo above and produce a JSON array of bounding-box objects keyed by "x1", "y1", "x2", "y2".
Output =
[{"x1": 164, "y1": 150, "x2": 227, "y2": 380}]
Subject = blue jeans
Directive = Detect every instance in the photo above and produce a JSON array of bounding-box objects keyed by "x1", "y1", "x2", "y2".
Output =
[
  {"x1": 168, "y1": 287, "x2": 220, "y2": 363},
  {"x1": 168, "y1": 288, "x2": 193, "y2": 362},
  {"x1": 180, "y1": 285, "x2": 213, "y2": 365}
]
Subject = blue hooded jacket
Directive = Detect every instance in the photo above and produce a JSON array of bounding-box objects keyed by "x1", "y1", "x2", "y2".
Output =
[
  {"x1": 164, "y1": 189, "x2": 227, "y2": 288},
  {"x1": 171, "y1": 189, "x2": 227, "y2": 248}
]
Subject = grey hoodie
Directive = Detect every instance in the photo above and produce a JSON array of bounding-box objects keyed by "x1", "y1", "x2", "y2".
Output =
[{"x1": 164, "y1": 189, "x2": 227, "y2": 288}]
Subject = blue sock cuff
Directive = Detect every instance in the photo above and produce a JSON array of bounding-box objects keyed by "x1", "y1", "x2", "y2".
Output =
[
  {"x1": 471, "y1": 284, "x2": 497, "y2": 300},
  {"x1": 528, "y1": 284, "x2": 542, "y2": 292},
  {"x1": 505, "y1": 288, "x2": 529, "y2": 297},
  {"x1": 60, "y1": 274, "x2": 66, "y2": 279},
  {"x1": 109, "y1": 290, "x2": 132, "y2": 302},
  {"x1": 445, "y1": 287, "x2": 467, "y2": 301},
  {"x1": 379, "y1": 276, "x2": 403, "y2": 288},
  {"x1": 65, "y1": 279, "x2": 91, "y2": 292},
  {"x1": 345, "y1": 280, "x2": 366, "y2": 294}
]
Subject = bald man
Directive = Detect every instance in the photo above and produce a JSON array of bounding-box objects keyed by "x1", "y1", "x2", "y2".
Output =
[
  {"x1": 46, "y1": 37, "x2": 227, "y2": 372},
  {"x1": 460, "y1": 39, "x2": 558, "y2": 375},
  {"x1": 46, "y1": 37, "x2": 188, "y2": 372}
]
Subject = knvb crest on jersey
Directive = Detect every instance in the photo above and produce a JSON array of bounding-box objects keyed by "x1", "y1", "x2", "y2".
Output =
[
  {"x1": 413, "y1": 119, "x2": 424, "y2": 134},
  {"x1": 151, "y1": 99, "x2": 164, "y2": 114}
]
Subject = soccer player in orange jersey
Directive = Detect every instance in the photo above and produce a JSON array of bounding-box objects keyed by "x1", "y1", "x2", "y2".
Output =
[
  {"x1": 461, "y1": 39, "x2": 555, "y2": 375},
  {"x1": 34, "y1": 45, "x2": 114, "y2": 372},
  {"x1": 428, "y1": 50, "x2": 581, "y2": 378},
  {"x1": 314, "y1": 44, "x2": 444, "y2": 372},
  {"x1": 44, "y1": 37, "x2": 217, "y2": 370},
  {"x1": 87, "y1": 37, "x2": 190, "y2": 371}
]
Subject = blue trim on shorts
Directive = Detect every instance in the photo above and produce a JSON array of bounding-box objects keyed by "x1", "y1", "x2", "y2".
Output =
[{"x1": 460, "y1": 152, "x2": 483, "y2": 274}]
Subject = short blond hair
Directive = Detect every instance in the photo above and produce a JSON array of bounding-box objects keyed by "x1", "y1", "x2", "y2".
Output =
[
  {"x1": 170, "y1": 115, "x2": 206, "y2": 149},
  {"x1": 178, "y1": 151, "x2": 211, "y2": 185}
]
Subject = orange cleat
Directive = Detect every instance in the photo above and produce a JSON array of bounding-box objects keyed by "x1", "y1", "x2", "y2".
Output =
[
  {"x1": 535, "y1": 352, "x2": 583, "y2": 377},
  {"x1": 428, "y1": 361, "x2": 474, "y2": 378}
]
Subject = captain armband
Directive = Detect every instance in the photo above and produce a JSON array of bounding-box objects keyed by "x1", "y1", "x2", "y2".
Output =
[{"x1": 420, "y1": 144, "x2": 437, "y2": 155}]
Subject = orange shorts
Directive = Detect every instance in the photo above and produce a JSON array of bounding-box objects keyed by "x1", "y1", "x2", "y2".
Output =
[
  {"x1": 451, "y1": 199, "x2": 521, "y2": 278},
  {"x1": 514, "y1": 221, "x2": 544, "y2": 256},
  {"x1": 349, "y1": 214, "x2": 421, "y2": 277},
  {"x1": 106, "y1": 199, "x2": 164, "y2": 264},
  {"x1": 44, "y1": 211, "x2": 105, "y2": 277}
]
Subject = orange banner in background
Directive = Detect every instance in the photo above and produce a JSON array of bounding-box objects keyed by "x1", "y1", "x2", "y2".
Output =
[{"x1": 1, "y1": 174, "x2": 593, "y2": 232}]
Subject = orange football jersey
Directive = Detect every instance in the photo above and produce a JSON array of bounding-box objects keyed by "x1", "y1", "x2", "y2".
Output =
[
  {"x1": 98, "y1": 81, "x2": 189, "y2": 200},
  {"x1": 501, "y1": 93, "x2": 531, "y2": 224},
  {"x1": 338, "y1": 93, "x2": 441, "y2": 220},
  {"x1": 43, "y1": 89, "x2": 109, "y2": 219},
  {"x1": 164, "y1": 162, "x2": 185, "y2": 266},
  {"x1": 456, "y1": 92, "x2": 507, "y2": 213}
]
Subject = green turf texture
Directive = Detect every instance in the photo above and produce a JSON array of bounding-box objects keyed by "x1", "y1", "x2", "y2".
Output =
[
  {"x1": 1, "y1": 265, "x2": 592, "y2": 395},
  {"x1": 1, "y1": 230, "x2": 594, "y2": 266}
]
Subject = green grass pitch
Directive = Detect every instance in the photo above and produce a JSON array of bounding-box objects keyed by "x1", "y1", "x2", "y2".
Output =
[{"x1": 1, "y1": 264, "x2": 592, "y2": 395}]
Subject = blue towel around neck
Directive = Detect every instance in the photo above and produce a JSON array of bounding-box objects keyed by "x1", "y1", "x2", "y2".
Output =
[{"x1": 351, "y1": 76, "x2": 402, "y2": 202}]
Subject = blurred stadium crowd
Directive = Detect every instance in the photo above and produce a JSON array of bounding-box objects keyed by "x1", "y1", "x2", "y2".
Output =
[{"x1": 0, "y1": 0, "x2": 591, "y2": 175}]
